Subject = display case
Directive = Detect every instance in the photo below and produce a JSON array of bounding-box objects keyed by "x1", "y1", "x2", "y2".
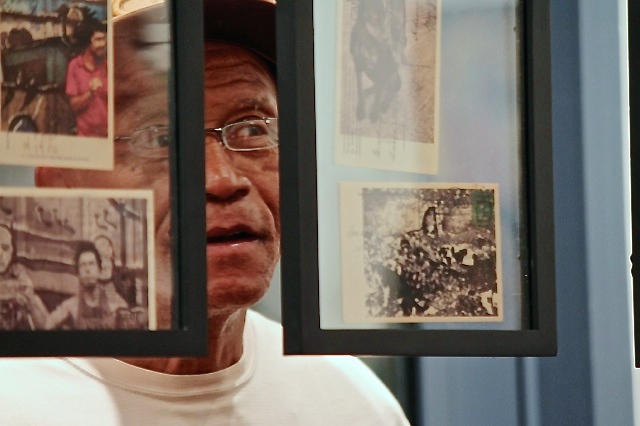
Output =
[
  {"x1": 278, "y1": 0, "x2": 556, "y2": 356},
  {"x1": 0, "y1": 0, "x2": 207, "y2": 356}
]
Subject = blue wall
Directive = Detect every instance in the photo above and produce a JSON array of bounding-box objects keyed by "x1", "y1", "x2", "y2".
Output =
[{"x1": 416, "y1": 0, "x2": 634, "y2": 424}]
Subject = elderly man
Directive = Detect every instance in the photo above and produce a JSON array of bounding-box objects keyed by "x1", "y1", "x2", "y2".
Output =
[{"x1": 0, "y1": 1, "x2": 409, "y2": 424}]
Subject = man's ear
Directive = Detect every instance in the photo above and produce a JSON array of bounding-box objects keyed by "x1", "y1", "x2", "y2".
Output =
[{"x1": 34, "y1": 167, "x2": 71, "y2": 188}]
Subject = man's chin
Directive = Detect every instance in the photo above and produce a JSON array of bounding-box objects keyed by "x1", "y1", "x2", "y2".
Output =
[{"x1": 206, "y1": 278, "x2": 269, "y2": 313}]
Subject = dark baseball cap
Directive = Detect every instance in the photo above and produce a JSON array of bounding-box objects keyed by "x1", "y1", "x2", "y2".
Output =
[{"x1": 204, "y1": 0, "x2": 276, "y2": 65}]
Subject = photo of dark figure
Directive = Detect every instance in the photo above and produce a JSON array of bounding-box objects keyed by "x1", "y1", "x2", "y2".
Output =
[
  {"x1": 335, "y1": 0, "x2": 439, "y2": 175},
  {"x1": 349, "y1": 0, "x2": 403, "y2": 123},
  {"x1": 339, "y1": 0, "x2": 437, "y2": 142},
  {"x1": 0, "y1": 1, "x2": 108, "y2": 136},
  {"x1": 361, "y1": 186, "x2": 501, "y2": 320}
]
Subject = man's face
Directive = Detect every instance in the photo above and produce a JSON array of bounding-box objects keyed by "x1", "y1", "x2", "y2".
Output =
[
  {"x1": 78, "y1": 251, "x2": 100, "y2": 285},
  {"x1": 0, "y1": 228, "x2": 12, "y2": 275},
  {"x1": 36, "y1": 40, "x2": 280, "y2": 325},
  {"x1": 201, "y1": 42, "x2": 280, "y2": 312},
  {"x1": 90, "y1": 31, "x2": 107, "y2": 58}
]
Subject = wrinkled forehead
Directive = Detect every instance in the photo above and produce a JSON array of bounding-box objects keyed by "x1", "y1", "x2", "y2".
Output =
[
  {"x1": 204, "y1": 41, "x2": 275, "y2": 88},
  {"x1": 203, "y1": 41, "x2": 277, "y2": 118}
]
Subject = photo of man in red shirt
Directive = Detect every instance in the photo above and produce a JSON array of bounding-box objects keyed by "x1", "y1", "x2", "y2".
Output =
[{"x1": 65, "y1": 18, "x2": 108, "y2": 138}]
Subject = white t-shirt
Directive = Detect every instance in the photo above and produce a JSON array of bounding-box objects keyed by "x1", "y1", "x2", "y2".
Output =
[{"x1": 0, "y1": 310, "x2": 410, "y2": 425}]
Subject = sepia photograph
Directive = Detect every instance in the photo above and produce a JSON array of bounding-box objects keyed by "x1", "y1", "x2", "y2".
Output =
[
  {"x1": 0, "y1": 0, "x2": 113, "y2": 169},
  {"x1": 340, "y1": 182, "x2": 502, "y2": 323},
  {"x1": 0, "y1": 187, "x2": 155, "y2": 330},
  {"x1": 335, "y1": 0, "x2": 440, "y2": 174}
]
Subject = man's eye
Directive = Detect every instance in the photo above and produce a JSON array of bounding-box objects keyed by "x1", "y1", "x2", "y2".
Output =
[
  {"x1": 141, "y1": 130, "x2": 170, "y2": 149},
  {"x1": 232, "y1": 122, "x2": 268, "y2": 139},
  {"x1": 149, "y1": 133, "x2": 170, "y2": 148}
]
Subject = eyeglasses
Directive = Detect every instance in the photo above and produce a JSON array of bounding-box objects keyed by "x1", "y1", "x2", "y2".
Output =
[{"x1": 115, "y1": 117, "x2": 279, "y2": 158}]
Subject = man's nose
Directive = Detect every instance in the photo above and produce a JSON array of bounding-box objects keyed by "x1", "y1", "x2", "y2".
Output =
[{"x1": 204, "y1": 140, "x2": 250, "y2": 201}]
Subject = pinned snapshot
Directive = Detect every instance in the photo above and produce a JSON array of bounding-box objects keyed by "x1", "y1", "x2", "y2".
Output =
[
  {"x1": 0, "y1": 187, "x2": 155, "y2": 330},
  {"x1": 0, "y1": 1, "x2": 114, "y2": 170},
  {"x1": 335, "y1": 0, "x2": 440, "y2": 174},
  {"x1": 340, "y1": 181, "x2": 502, "y2": 323}
]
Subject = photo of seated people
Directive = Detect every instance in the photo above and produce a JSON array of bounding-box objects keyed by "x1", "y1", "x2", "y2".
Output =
[{"x1": 0, "y1": 195, "x2": 151, "y2": 330}]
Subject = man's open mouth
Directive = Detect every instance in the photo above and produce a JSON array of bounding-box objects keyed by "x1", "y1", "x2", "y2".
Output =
[
  {"x1": 207, "y1": 232, "x2": 257, "y2": 244},
  {"x1": 206, "y1": 226, "x2": 261, "y2": 245}
]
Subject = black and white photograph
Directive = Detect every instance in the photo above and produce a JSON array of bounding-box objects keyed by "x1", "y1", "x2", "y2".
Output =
[
  {"x1": 0, "y1": 0, "x2": 113, "y2": 170},
  {"x1": 335, "y1": 0, "x2": 440, "y2": 174},
  {"x1": 340, "y1": 182, "x2": 502, "y2": 323},
  {"x1": 0, "y1": 187, "x2": 155, "y2": 330}
]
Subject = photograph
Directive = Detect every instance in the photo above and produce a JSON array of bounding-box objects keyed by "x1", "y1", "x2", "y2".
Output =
[
  {"x1": 340, "y1": 181, "x2": 502, "y2": 323},
  {"x1": 0, "y1": 0, "x2": 113, "y2": 169},
  {"x1": 0, "y1": 187, "x2": 155, "y2": 330},
  {"x1": 335, "y1": 0, "x2": 440, "y2": 175}
]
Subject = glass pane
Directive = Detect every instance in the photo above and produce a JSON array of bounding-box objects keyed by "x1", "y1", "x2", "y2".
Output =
[
  {"x1": 315, "y1": 0, "x2": 526, "y2": 330},
  {"x1": 0, "y1": 1, "x2": 176, "y2": 332}
]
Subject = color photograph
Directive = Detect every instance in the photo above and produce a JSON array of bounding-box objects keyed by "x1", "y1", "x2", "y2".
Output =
[{"x1": 0, "y1": 0, "x2": 113, "y2": 169}]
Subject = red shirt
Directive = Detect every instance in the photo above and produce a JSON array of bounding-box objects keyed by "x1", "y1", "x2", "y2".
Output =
[{"x1": 65, "y1": 55, "x2": 108, "y2": 137}]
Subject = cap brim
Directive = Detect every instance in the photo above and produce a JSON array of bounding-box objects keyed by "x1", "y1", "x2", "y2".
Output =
[
  {"x1": 114, "y1": 1, "x2": 276, "y2": 67},
  {"x1": 203, "y1": 0, "x2": 276, "y2": 65}
]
